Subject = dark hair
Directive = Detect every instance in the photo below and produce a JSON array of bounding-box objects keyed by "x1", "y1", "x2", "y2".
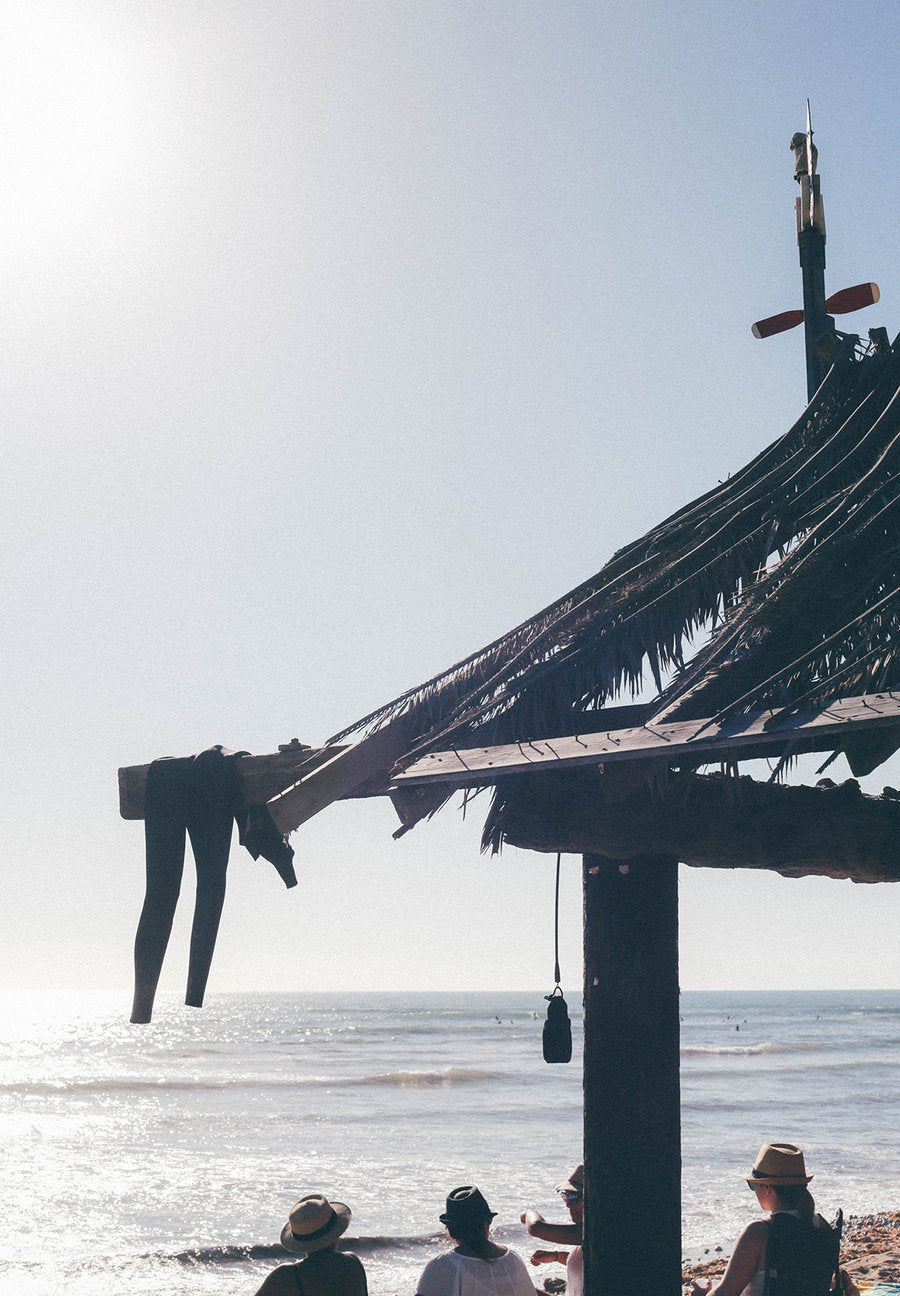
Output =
[
  {"x1": 771, "y1": 1184, "x2": 815, "y2": 1223},
  {"x1": 446, "y1": 1217, "x2": 491, "y2": 1250},
  {"x1": 440, "y1": 1186, "x2": 495, "y2": 1254}
]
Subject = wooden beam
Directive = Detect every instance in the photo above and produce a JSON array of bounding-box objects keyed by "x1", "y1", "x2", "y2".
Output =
[
  {"x1": 264, "y1": 723, "x2": 416, "y2": 834},
  {"x1": 583, "y1": 854, "x2": 682, "y2": 1296},
  {"x1": 118, "y1": 745, "x2": 342, "y2": 821},
  {"x1": 492, "y1": 768, "x2": 900, "y2": 883},
  {"x1": 118, "y1": 694, "x2": 900, "y2": 826},
  {"x1": 390, "y1": 693, "x2": 900, "y2": 789}
]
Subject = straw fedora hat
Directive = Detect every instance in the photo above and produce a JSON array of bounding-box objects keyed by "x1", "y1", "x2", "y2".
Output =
[
  {"x1": 280, "y1": 1194, "x2": 352, "y2": 1254},
  {"x1": 556, "y1": 1164, "x2": 584, "y2": 1195},
  {"x1": 439, "y1": 1186, "x2": 497, "y2": 1228},
  {"x1": 746, "y1": 1143, "x2": 813, "y2": 1186}
]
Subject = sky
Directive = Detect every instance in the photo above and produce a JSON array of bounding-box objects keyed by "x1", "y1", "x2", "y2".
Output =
[{"x1": 2, "y1": 0, "x2": 898, "y2": 1001}]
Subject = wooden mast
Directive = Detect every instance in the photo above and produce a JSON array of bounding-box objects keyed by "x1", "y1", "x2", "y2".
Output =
[{"x1": 582, "y1": 855, "x2": 682, "y2": 1296}]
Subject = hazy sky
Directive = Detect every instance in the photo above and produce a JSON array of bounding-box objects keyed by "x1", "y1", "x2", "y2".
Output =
[{"x1": 3, "y1": 0, "x2": 898, "y2": 1000}]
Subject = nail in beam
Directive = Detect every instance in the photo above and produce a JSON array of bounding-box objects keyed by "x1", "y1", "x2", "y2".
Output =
[{"x1": 582, "y1": 855, "x2": 682, "y2": 1296}]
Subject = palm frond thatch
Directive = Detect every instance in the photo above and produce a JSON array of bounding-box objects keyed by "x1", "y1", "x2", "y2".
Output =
[{"x1": 327, "y1": 336, "x2": 900, "y2": 777}]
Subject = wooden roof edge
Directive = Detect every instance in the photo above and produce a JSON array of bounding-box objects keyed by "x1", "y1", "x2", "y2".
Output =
[
  {"x1": 492, "y1": 767, "x2": 900, "y2": 884},
  {"x1": 118, "y1": 693, "x2": 900, "y2": 839},
  {"x1": 389, "y1": 692, "x2": 900, "y2": 790},
  {"x1": 117, "y1": 744, "x2": 346, "y2": 821},
  {"x1": 118, "y1": 724, "x2": 408, "y2": 826}
]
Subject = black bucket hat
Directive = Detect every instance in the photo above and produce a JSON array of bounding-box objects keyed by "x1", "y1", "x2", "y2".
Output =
[{"x1": 439, "y1": 1186, "x2": 497, "y2": 1228}]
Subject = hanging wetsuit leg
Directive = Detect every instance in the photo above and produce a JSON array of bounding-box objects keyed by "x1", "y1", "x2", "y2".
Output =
[
  {"x1": 183, "y1": 748, "x2": 236, "y2": 1009},
  {"x1": 131, "y1": 758, "x2": 191, "y2": 1024},
  {"x1": 184, "y1": 810, "x2": 233, "y2": 1008}
]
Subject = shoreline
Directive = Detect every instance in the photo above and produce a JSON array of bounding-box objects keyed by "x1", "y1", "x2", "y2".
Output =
[{"x1": 680, "y1": 1212, "x2": 900, "y2": 1289}]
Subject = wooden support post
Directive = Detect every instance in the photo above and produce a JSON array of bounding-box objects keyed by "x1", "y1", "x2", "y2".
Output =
[{"x1": 582, "y1": 855, "x2": 681, "y2": 1296}]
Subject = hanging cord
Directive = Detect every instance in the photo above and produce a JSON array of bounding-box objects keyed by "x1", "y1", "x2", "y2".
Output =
[
  {"x1": 542, "y1": 853, "x2": 571, "y2": 1062},
  {"x1": 553, "y1": 851, "x2": 562, "y2": 988}
]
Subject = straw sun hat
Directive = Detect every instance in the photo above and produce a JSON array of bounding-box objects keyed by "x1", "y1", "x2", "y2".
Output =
[
  {"x1": 556, "y1": 1164, "x2": 585, "y2": 1195},
  {"x1": 746, "y1": 1143, "x2": 813, "y2": 1187},
  {"x1": 280, "y1": 1194, "x2": 352, "y2": 1254}
]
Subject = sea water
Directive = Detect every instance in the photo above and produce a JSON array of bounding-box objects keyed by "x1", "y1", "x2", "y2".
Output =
[{"x1": 2, "y1": 989, "x2": 898, "y2": 1295}]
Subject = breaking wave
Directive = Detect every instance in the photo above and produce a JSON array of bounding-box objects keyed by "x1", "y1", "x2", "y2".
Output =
[
  {"x1": 681, "y1": 1041, "x2": 818, "y2": 1057},
  {"x1": 167, "y1": 1235, "x2": 440, "y2": 1265},
  {"x1": 1, "y1": 1066, "x2": 502, "y2": 1097},
  {"x1": 0, "y1": 1078, "x2": 226, "y2": 1096},
  {"x1": 334, "y1": 1066, "x2": 501, "y2": 1087}
]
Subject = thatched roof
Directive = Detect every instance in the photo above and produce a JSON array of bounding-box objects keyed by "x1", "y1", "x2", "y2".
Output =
[
  {"x1": 325, "y1": 334, "x2": 899, "y2": 771},
  {"x1": 253, "y1": 331, "x2": 900, "y2": 844}
]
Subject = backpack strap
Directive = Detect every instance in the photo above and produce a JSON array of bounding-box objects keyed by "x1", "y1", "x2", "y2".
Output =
[
  {"x1": 762, "y1": 1218, "x2": 773, "y2": 1296},
  {"x1": 831, "y1": 1210, "x2": 844, "y2": 1293}
]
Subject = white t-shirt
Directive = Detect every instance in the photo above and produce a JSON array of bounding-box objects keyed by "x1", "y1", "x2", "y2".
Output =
[
  {"x1": 417, "y1": 1247, "x2": 536, "y2": 1296},
  {"x1": 566, "y1": 1246, "x2": 584, "y2": 1296}
]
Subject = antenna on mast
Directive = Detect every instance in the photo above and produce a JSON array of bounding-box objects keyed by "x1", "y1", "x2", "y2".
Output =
[
  {"x1": 793, "y1": 100, "x2": 833, "y2": 400},
  {"x1": 804, "y1": 98, "x2": 816, "y2": 229},
  {"x1": 751, "y1": 107, "x2": 882, "y2": 402}
]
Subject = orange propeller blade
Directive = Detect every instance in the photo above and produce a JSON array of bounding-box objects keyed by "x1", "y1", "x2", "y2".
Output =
[
  {"x1": 752, "y1": 309, "x2": 804, "y2": 339},
  {"x1": 825, "y1": 282, "x2": 880, "y2": 314},
  {"x1": 752, "y1": 284, "x2": 880, "y2": 339}
]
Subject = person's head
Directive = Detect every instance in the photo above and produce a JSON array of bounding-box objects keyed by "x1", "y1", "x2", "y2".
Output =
[
  {"x1": 556, "y1": 1163, "x2": 584, "y2": 1224},
  {"x1": 280, "y1": 1194, "x2": 352, "y2": 1255},
  {"x1": 439, "y1": 1186, "x2": 496, "y2": 1249},
  {"x1": 746, "y1": 1144, "x2": 814, "y2": 1222}
]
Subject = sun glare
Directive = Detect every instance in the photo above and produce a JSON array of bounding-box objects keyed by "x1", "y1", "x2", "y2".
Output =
[{"x1": 2, "y1": 6, "x2": 150, "y2": 263}]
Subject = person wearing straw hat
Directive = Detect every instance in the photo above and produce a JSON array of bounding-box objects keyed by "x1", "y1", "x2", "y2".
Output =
[
  {"x1": 252, "y1": 1193, "x2": 367, "y2": 1296},
  {"x1": 416, "y1": 1185, "x2": 536, "y2": 1296},
  {"x1": 520, "y1": 1163, "x2": 584, "y2": 1296},
  {"x1": 689, "y1": 1143, "x2": 849, "y2": 1296}
]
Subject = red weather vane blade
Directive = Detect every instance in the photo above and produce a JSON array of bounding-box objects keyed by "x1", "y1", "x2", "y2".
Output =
[{"x1": 752, "y1": 283, "x2": 880, "y2": 339}]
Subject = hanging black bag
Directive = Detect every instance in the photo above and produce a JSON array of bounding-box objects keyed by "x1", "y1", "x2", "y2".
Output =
[
  {"x1": 543, "y1": 986, "x2": 572, "y2": 1063},
  {"x1": 542, "y1": 853, "x2": 572, "y2": 1063}
]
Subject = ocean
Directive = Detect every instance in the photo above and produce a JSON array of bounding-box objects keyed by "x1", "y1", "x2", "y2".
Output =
[{"x1": 2, "y1": 988, "x2": 898, "y2": 1295}]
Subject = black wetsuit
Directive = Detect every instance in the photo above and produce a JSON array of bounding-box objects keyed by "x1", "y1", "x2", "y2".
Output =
[{"x1": 130, "y1": 746, "x2": 296, "y2": 1023}]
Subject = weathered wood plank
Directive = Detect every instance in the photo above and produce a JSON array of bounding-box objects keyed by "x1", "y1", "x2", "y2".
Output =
[
  {"x1": 264, "y1": 724, "x2": 416, "y2": 834},
  {"x1": 391, "y1": 693, "x2": 900, "y2": 789},
  {"x1": 118, "y1": 745, "x2": 343, "y2": 821}
]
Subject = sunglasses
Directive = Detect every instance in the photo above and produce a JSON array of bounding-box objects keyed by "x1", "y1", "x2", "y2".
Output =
[{"x1": 559, "y1": 1190, "x2": 583, "y2": 1203}]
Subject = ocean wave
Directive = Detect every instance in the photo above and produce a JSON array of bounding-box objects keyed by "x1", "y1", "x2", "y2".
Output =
[
  {"x1": 165, "y1": 1235, "x2": 441, "y2": 1265},
  {"x1": 331, "y1": 1067, "x2": 502, "y2": 1087},
  {"x1": 679, "y1": 1036, "x2": 871, "y2": 1057},
  {"x1": 0, "y1": 1066, "x2": 503, "y2": 1096},
  {"x1": 0, "y1": 1078, "x2": 224, "y2": 1096},
  {"x1": 0, "y1": 1062, "x2": 508, "y2": 1093},
  {"x1": 681, "y1": 1041, "x2": 818, "y2": 1057}
]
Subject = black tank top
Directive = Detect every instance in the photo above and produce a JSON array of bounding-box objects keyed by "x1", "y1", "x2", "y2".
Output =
[{"x1": 762, "y1": 1213, "x2": 839, "y2": 1296}]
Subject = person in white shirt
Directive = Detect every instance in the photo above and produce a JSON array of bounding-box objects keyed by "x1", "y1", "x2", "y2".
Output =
[{"x1": 416, "y1": 1185, "x2": 536, "y2": 1296}]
